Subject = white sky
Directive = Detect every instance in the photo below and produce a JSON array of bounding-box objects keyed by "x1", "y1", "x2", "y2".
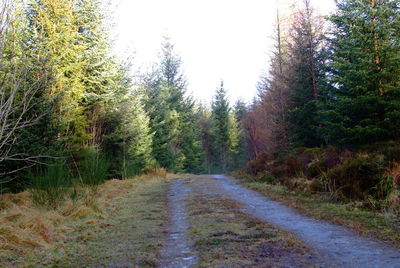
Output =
[{"x1": 113, "y1": 0, "x2": 337, "y2": 104}]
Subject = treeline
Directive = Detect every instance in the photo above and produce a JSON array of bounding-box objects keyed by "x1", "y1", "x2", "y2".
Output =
[
  {"x1": 0, "y1": 0, "x2": 245, "y2": 195},
  {"x1": 241, "y1": 0, "x2": 400, "y2": 210}
]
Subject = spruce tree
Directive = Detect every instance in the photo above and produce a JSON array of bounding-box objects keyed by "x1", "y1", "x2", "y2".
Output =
[
  {"x1": 28, "y1": 0, "x2": 89, "y2": 151},
  {"x1": 258, "y1": 8, "x2": 292, "y2": 153},
  {"x1": 211, "y1": 81, "x2": 240, "y2": 172},
  {"x1": 75, "y1": 0, "x2": 118, "y2": 147},
  {"x1": 197, "y1": 104, "x2": 213, "y2": 173},
  {"x1": 0, "y1": 0, "x2": 56, "y2": 186},
  {"x1": 321, "y1": 0, "x2": 400, "y2": 145},
  {"x1": 142, "y1": 71, "x2": 176, "y2": 170},
  {"x1": 233, "y1": 99, "x2": 248, "y2": 167},
  {"x1": 287, "y1": 0, "x2": 328, "y2": 147},
  {"x1": 143, "y1": 39, "x2": 203, "y2": 172}
]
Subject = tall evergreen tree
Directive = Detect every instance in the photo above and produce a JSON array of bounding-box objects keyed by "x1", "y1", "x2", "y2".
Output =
[
  {"x1": 142, "y1": 39, "x2": 203, "y2": 172},
  {"x1": 75, "y1": 0, "x2": 118, "y2": 147},
  {"x1": 211, "y1": 81, "x2": 240, "y2": 172},
  {"x1": 258, "y1": 8, "x2": 292, "y2": 153},
  {"x1": 287, "y1": 0, "x2": 328, "y2": 147},
  {"x1": 321, "y1": 0, "x2": 400, "y2": 145},
  {"x1": 28, "y1": 0, "x2": 89, "y2": 151},
  {"x1": 141, "y1": 70, "x2": 176, "y2": 171},
  {"x1": 197, "y1": 104, "x2": 213, "y2": 173},
  {"x1": 233, "y1": 99, "x2": 248, "y2": 167}
]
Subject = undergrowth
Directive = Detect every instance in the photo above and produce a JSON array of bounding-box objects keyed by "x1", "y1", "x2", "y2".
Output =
[{"x1": 239, "y1": 141, "x2": 400, "y2": 216}]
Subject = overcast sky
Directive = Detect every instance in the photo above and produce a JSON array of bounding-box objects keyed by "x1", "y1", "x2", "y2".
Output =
[{"x1": 113, "y1": 0, "x2": 337, "y2": 104}]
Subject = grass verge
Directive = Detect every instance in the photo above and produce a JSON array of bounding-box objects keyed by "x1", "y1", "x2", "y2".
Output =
[
  {"x1": 239, "y1": 180, "x2": 400, "y2": 247},
  {"x1": 0, "y1": 172, "x2": 181, "y2": 267}
]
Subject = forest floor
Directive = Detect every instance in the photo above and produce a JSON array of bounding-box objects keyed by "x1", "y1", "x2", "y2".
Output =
[{"x1": 3, "y1": 175, "x2": 400, "y2": 267}]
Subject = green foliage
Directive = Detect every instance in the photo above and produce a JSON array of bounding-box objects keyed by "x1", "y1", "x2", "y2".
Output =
[
  {"x1": 326, "y1": 153, "x2": 387, "y2": 200},
  {"x1": 29, "y1": 162, "x2": 72, "y2": 208},
  {"x1": 287, "y1": 1, "x2": 328, "y2": 148},
  {"x1": 320, "y1": 0, "x2": 400, "y2": 146},
  {"x1": 210, "y1": 81, "x2": 242, "y2": 172},
  {"x1": 233, "y1": 100, "x2": 248, "y2": 168},
  {"x1": 141, "y1": 39, "x2": 204, "y2": 173},
  {"x1": 79, "y1": 147, "x2": 109, "y2": 186},
  {"x1": 28, "y1": 0, "x2": 89, "y2": 150}
]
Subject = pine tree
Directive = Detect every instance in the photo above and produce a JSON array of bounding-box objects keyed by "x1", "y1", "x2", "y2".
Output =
[
  {"x1": 233, "y1": 99, "x2": 248, "y2": 167},
  {"x1": 142, "y1": 70, "x2": 176, "y2": 170},
  {"x1": 211, "y1": 81, "x2": 240, "y2": 172},
  {"x1": 107, "y1": 94, "x2": 154, "y2": 178},
  {"x1": 0, "y1": 0, "x2": 58, "y2": 187},
  {"x1": 258, "y1": 7, "x2": 292, "y2": 153},
  {"x1": 197, "y1": 104, "x2": 213, "y2": 173},
  {"x1": 321, "y1": 0, "x2": 400, "y2": 145},
  {"x1": 287, "y1": 0, "x2": 328, "y2": 147},
  {"x1": 75, "y1": 0, "x2": 118, "y2": 147},
  {"x1": 28, "y1": 0, "x2": 89, "y2": 150},
  {"x1": 142, "y1": 39, "x2": 203, "y2": 172}
]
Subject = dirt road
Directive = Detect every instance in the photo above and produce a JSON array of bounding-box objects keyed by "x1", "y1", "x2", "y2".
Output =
[{"x1": 159, "y1": 175, "x2": 400, "y2": 268}]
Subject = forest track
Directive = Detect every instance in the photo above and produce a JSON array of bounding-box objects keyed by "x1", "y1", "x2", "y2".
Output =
[
  {"x1": 160, "y1": 175, "x2": 400, "y2": 268},
  {"x1": 213, "y1": 175, "x2": 400, "y2": 268}
]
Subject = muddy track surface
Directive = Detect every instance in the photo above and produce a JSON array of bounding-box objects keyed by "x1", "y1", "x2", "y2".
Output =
[{"x1": 159, "y1": 175, "x2": 400, "y2": 268}]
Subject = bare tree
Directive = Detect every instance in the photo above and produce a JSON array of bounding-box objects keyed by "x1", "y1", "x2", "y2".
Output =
[
  {"x1": 0, "y1": 0, "x2": 52, "y2": 180},
  {"x1": 243, "y1": 101, "x2": 270, "y2": 161}
]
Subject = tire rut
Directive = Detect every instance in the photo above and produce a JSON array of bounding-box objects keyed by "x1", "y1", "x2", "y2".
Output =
[{"x1": 158, "y1": 178, "x2": 197, "y2": 268}]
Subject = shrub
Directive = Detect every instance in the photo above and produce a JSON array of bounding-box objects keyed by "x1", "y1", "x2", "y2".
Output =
[
  {"x1": 29, "y1": 162, "x2": 71, "y2": 208},
  {"x1": 79, "y1": 147, "x2": 109, "y2": 186},
  {"x1": 326, "y1": 153, "x2": 386, "y2": 200},
  {"x1": 306, "y1": 146, "x2": 341, "y2": 178},
  {"x1": 257, "y1": 172, "x2": 277, "y2": 183},
  {"x1": 362, "y1": 140, "x2": 400, "y2": 162},
  {"x1": 246, "y1": 153, "x2": 271, "y2": 175},
  {"x1": 285, "y1": 156, "x2": 305, "y2": 177},
  {"x1": 270, "y1": 164, "x2": 286, "y2": 178}
]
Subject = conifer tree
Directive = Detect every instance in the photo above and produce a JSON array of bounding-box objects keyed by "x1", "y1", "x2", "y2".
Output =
[
  {"x1": 258, "y1": 8, "x2": 292, "y2": 153},
  {"x1": 211, "y1": 81, "x2": 240, "y2": 172},
  {"x1": 142, "y1": 71, "x2": 175, "y2": 170},
  {"x1": 197, "y1": 104, "x2": 213, "y2": 173},
  {"x1": 75, "y1": 0, "x2": 118, "y2": 147},
  {"x1": 0, "y1": 0, "x2": 56, "y2": 184},
  {"x1": 28, "y1": 0, "x2": 88, "y2": 150},
  {"x1": 233, "y1": 99, "x2": 248, "y2": 167},
  {"x1": 143, "y1": 39, "x2": 203, "y2": 172},
  {"x1": 321, "y1": 0, "x2": 400, "y2": 145},
  {"x1": 287, "y1": 0, "x2": 328, "y2": 147}
]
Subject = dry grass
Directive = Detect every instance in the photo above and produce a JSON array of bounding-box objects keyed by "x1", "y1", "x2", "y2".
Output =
[{"x1": 0, "y1": 169, "x2": 183, "y2": 267}]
